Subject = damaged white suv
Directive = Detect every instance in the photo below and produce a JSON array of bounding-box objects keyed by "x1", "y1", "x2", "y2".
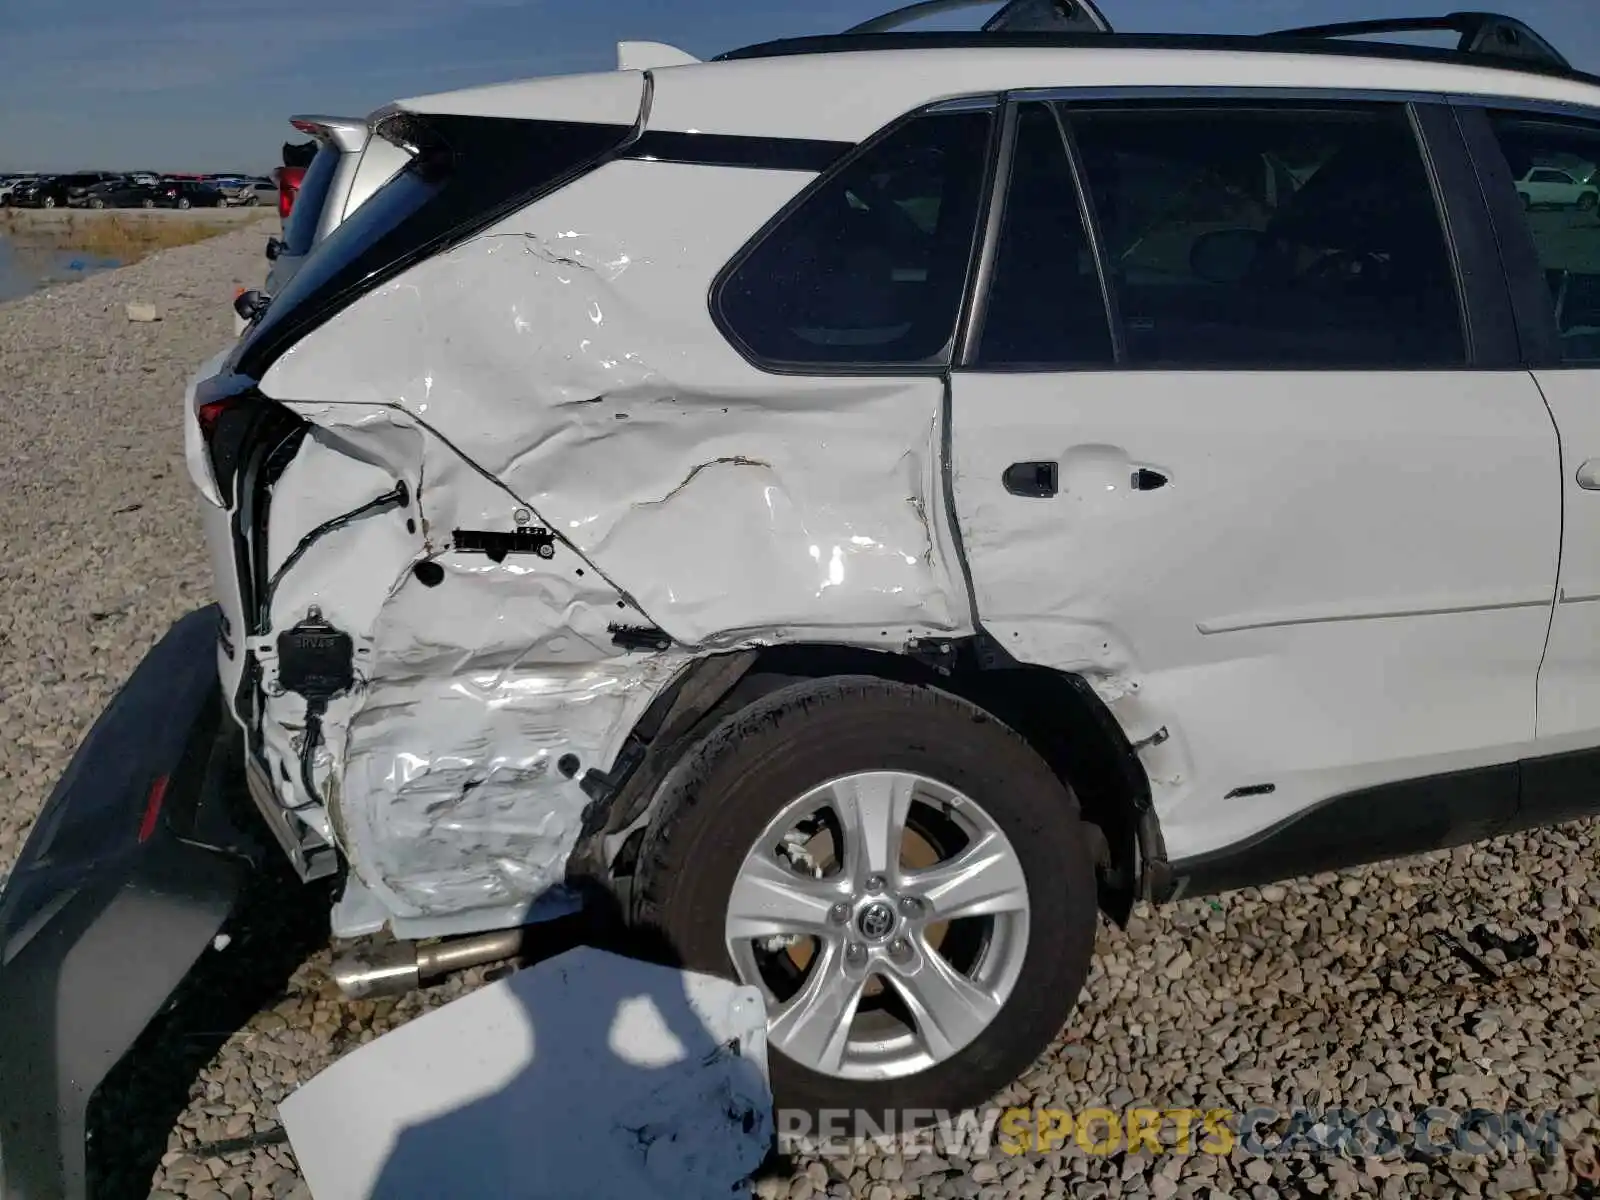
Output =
[{"x1": 186, "y1": 1, "x2": 1600, "y2": 1119}]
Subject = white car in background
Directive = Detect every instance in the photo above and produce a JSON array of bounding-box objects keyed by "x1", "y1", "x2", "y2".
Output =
[
  {"x1": 0, "y1": 176, "x2": 37, "y2": 206},
  {"x1": 1516, "y1": 163, "x2": 1600, "y2": 210}
]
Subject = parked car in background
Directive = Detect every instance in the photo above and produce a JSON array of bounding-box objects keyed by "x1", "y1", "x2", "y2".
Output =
[
  {"x1": 81, "y1": 176, "x2": 164, "y2": 209},
  {"x1": 0, "y1": 175, "x2": 37, "y2": 206},
  {"x1": 1516, "y1": 164, "x2": 1600, "y2": 211},
  {"x1": 156, "y1": 179, "x2": 225, "y2": 209},
  {"x1": 215, "y1": 175, "x2": 277, "y2": 206},
  {"x1": 11, "y1": 172, "x2": 116, "y2": 208}
]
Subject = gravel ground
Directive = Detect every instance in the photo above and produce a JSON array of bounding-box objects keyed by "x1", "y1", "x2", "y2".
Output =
[{"x1": 2, "y1": 232, "x2": 1599, "y2": 1199}]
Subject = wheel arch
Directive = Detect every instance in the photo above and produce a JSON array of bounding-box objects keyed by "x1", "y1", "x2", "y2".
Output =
[{"x1": 568, "y1": 637, "x2": 1166, "y2": 926}]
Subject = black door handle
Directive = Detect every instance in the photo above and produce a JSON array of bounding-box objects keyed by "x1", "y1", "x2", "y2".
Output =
[
  {"x1": 1131, "y1": 468, "x2": 1167, "y2": 491},
  {"x1": 1003, "y1": 461, "x2": 1058, "y2": 498}
]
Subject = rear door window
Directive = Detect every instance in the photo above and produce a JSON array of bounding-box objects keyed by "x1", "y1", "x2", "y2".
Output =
[
  {"x1": 1062, "y1": 100, "x2": 1465, "y2": 367},
  {"x1": 1487, "y1": 111, "x2": 1600, "y2": 363},
  {"x1": 716, "y1": 107, "x2": 994, "y2": 368}
]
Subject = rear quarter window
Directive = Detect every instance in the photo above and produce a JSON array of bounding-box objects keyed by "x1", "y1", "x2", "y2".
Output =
[{"x1": 714, "y1": 106, "x2": 995, "y2": 369}]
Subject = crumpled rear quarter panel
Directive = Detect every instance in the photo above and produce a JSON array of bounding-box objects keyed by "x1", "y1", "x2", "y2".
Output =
[{"x1": 254, "y1": 156, "x2": 975, "y2": 925}]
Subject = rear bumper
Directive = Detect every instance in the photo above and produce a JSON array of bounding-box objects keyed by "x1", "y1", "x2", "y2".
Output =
[{"x1": 0, "y1": 606, "x2": 264, "y2": 1200}]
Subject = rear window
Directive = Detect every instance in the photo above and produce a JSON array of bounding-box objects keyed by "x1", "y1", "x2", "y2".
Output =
[
  {"x1": 282, "y1": 140, "x2": 343, "y2": 256},
  {"x1": 235, "y1": 114, "x2": 635, "y2": 379},
  {"x1": 714, "y1": 106, "x2": 994, "y2": 368}
]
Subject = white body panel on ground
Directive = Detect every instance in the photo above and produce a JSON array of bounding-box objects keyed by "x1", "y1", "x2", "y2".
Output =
[
  {"x1": 280, "y1": 947, "x2": 772, "y2": 1200},
  {"x1": 950, "y1": 369, "x2": 1560, "y2": 860}
]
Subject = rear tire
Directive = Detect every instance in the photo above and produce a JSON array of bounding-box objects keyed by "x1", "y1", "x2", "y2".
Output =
[
  {"x1": 89, "y1": 198, "x2": 104, "y2": 209},
  {"x1": 141, "y1": 198, "x2": 154, "y2": 209},
  {"x1": 177, "y1": 197, "x2": 191, "y2": 210},
  {"x1": 42, "y1": 196, "x2": 55, "y2": 209},
  {"x1": 1582, "y1": 192, "x2": 1599, "y2": 212},
  {"x1": 630, "y1": 676, "x2": 1099, "y2": 1128}
]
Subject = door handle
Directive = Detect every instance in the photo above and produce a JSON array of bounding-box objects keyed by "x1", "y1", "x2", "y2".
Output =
[
  {"x1": 1003, "y1": 461, "x2": 1058, "y2": 498},
  {"x1": 1579, "y1": 459, "x2": 1600, "y2": 491}
]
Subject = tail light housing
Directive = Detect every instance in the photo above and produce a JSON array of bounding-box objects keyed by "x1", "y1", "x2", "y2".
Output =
[{"x1": 274, "y1": 166, "x2": 305, "y2": 219}]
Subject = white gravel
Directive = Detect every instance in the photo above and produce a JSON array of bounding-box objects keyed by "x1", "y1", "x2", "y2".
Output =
[{"x1": 2, "y1": 231, "x2": 1598, "y2": 1199}]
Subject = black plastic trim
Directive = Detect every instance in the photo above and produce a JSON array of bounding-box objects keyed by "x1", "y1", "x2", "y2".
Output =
[
  {"x1": 1452, "y1": 103, "x2": 1581, "y2": 368},
  {"x1": 1164, "y1": 762, "x2": 1519, "y2": 900},
  {"x1": 713, "y1": 31, "x2": 1600, "y2": 89},
  {"x1": 1410, "y1": 100, "x2": 1523, "y2": 368},
  {"x1": 1161, "y1": 745, "x2": 1600, "y2": 902},
  {"x1": 622, "y1": 130, "x2": 853, "y2": 172},
  {"x1": 0, "y1": 607, "x2": 260, "y2": 1200}
]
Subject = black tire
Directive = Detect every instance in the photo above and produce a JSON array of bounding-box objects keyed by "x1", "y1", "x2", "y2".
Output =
[
  {"x1": 177, "y1": 197, "x2": 191, "y2": 210},
  {"x1": 41, "y1": 195, "x2": 55, "y2": 209},
  {"x1": 1582, "y1": 192, "x2": 1599, "y2": 212},
  {"x1": 141, "y1": 197, "x2": 154, "y2": 209},
  {"x1": 630, "y1": 675, "x2": 1099, "y2": 1126},
  {"x1": 1519, "y1": 192, "x2": 1532, "y2": 211},
  {"x1": 89, "y1": 197, "x2": 104, "y2": 209}
]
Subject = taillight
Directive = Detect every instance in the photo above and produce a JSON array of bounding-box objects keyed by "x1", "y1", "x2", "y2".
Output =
[
  {"x1": 198, "y1": 394, "x2": 256, "y2": 501},
  {"x1": 276, "y1": 166, "x2": 304, "y2": 219}
]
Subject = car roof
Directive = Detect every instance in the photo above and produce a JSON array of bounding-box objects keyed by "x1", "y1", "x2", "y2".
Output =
[{"x1": 401, "y1": 41, "x2": 1600, "y2": 144}]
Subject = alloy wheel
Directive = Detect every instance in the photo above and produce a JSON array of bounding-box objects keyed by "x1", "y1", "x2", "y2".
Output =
[{"x1": 724, "y1": 770, "x2": 1030, "y2": 1081}]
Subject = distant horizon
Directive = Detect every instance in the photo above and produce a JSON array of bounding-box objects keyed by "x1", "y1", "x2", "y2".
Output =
[{"x1": 3, "y1": 0, "x2": 1598, "y2": 171}]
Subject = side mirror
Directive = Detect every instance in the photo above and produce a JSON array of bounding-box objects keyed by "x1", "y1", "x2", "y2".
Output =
[
  {"x1": 234, "y1": 289, "x2": 270, "y2": 321},
  {"x1": 264, "y1": 237, "x2": 282, "y2": 262},
  {"x1": 1190, "y1": 228, "x2": 1266, "y2": 285}
]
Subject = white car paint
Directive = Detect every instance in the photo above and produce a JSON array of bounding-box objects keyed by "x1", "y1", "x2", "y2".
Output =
[
  {"x1": 641, "y1": 45, "x2": 1600, "y2": 142},
  {"x1": 192, "y1": 36, "x2": 1600, "y2": 940},
  {"x1": 280, "y1": 948, "x2": 771, "y2": 1200},
  {"x1": 250, "y1": 158, "x2": 972, "y2": 926},
  {"x1": 950, "y1": 369, "x2": 1559, "y2": 860}
]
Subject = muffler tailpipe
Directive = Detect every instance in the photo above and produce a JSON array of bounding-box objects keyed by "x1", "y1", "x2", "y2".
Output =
[{"x1": 330, "y1": 928, "x2": 527, "y2": 1000}]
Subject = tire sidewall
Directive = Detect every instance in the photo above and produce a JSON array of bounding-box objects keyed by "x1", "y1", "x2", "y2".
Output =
[{"x1": 632, "y1": 677, "x2": 1100, "y2": 1124}]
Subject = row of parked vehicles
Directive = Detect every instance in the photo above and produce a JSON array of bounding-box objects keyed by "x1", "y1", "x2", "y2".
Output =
[{"x1": 0, "y1": 171, "x2": 277, "y2": 210}]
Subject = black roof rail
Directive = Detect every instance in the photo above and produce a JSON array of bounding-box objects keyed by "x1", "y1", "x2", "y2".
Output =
[
  {"x1": 1264, "y1": 11, "x2": 1570, "y2": 71},
  {"x1": 845, "y1": 0, "x2": 1112, "y2": 36}
]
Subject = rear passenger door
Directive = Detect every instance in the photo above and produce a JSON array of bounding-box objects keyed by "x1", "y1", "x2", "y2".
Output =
[
  {"x1": 947, "y1": 95, "x2": 1559, "y2": 867},
  {"x1": 1475, "y1": 107, "x2": 1600, "y2": 810}
]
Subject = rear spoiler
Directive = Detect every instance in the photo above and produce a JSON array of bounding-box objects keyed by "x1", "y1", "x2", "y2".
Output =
[{"x1": 288, "y1": 114, "x2": 370, "y2": 154}]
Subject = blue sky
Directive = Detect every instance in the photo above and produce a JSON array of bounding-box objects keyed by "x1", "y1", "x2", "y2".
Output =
[{"x1": 3, "y1": 1, "x2": 1597, "y2": 172}]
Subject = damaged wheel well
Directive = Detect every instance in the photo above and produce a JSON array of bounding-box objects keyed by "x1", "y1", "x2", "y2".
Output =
[{"x1": 569, "y1": 638, "x2": 1161, "y2": 926}]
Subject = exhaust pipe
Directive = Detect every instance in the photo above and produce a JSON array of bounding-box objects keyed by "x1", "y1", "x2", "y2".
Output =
[{"x1": 330, "y1": 928, "x2": 527, "y2": 1000}]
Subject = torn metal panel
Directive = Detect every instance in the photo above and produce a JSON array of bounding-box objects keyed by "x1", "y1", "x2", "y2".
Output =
[
  {"x1": 280, "y1": 947, "x2": 772, "y2": 1200},
  {"x1": 261, "y1": 159, "x2": 976, "y2": 651},
  {"x1": 253, "y1": 399, "x2": 681, "y2": 921}
]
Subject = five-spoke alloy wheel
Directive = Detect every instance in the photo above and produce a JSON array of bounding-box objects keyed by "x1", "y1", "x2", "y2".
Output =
[{"x1": 631, "y1": 675, "x2": 1100, "y2": 1124}]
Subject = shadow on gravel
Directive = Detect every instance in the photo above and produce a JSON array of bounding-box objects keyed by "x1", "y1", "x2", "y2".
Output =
[{"x1": 86, "y1": 855, "x2": 335, "y2": 1199}]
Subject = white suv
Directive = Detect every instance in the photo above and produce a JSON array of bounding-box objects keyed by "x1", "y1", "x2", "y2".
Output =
[
  {"x1": 1516, "y1": 163, "x2": 1600, "y2": 210},
  {"x1": 188, "y1": 3, "x2": 1600, "y2": 1120}
]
